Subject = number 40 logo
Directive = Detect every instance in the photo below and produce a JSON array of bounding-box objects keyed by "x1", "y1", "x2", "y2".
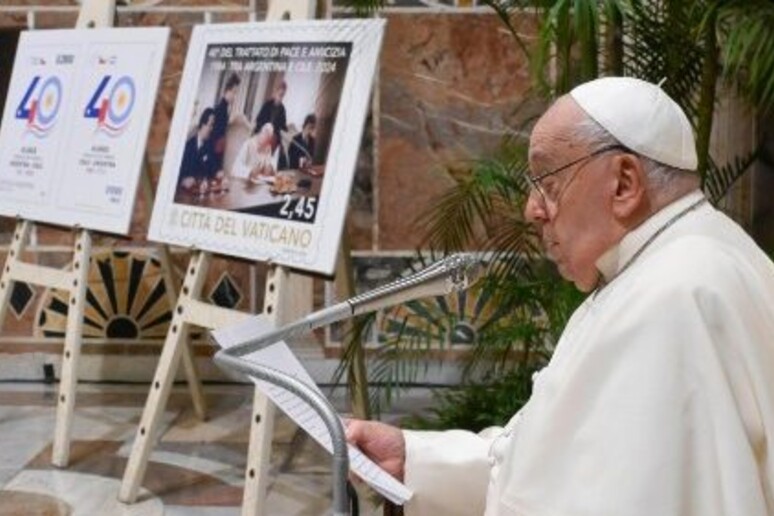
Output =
[
  {"x1": 15, "y1": 75, "x2": 63, "y2": 137},
  {"x1": 84, "y1": 75, "x2": 136, "y2": 136}
]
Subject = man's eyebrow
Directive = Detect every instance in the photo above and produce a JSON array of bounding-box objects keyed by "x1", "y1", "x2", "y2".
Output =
[
  {"x1": 529, "y1": 133, "x2": 578, "y2": 172},
  {"x1": 528, "y1": 149, "x2": 558, "y2": 173}
]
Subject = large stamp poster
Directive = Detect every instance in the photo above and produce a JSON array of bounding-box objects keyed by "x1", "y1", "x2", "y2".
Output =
[
  {"x1": 0, "y1": 28, "x2": 169, "y2": 235},
  {"x1": 148, "y1": 20, "x2": 385, "y2": 275}
]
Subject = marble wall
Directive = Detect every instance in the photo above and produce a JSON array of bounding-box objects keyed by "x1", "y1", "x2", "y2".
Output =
[{"x1": 377, "y1": 12, "x2": 539, "y2": 249}]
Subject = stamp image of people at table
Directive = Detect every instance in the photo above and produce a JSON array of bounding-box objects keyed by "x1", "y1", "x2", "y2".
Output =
[{"x1": 173, "y1": 41, "x2": 351, "y2": 224}]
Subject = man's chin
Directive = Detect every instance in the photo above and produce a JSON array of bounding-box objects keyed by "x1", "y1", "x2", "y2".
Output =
[
  {"x1": 571, "y1": 271, "x2": 602, "y2": 293},
  {"x1": 573, "y1": 279, "x2": 596, "y2": 293},
  {"x1": 554, "y1": 263, "x2": 596, "y2": 293}
]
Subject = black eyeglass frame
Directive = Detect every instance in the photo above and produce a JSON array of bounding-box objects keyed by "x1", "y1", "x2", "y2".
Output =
[{"x1": 525, "y1": 144, "x2": 631, "y2": 204}]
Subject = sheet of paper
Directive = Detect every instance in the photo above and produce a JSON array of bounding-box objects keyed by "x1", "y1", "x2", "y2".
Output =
[{"x1": 212, "y1": 316, "x2": 413, "y2": 505}]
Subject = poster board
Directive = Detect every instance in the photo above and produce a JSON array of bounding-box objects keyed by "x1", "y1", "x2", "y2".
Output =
[
  {"x1": 0, "y1": 28, "x2": 169, "y2": 235},
  {"x1": 148, "y1": 19, "x2": 385, "y2": 276}
]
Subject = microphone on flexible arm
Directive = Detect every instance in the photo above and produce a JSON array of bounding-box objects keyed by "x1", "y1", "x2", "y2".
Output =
[
  {"x1": 218, "y1": 252, "x2": 486, "y2": 358},
  {"x1": 211, "y1": 252, "x2": 486, "y2": 516}
]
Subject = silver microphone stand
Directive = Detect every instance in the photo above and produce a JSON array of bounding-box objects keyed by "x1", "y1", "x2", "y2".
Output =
[{"x1": 213, "y1": 253, "x2": 485, "y2": 515}]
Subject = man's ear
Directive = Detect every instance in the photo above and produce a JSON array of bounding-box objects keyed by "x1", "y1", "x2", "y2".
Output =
[{"x1": 611, "y1": 153, "x2": 647, "y2": 219}]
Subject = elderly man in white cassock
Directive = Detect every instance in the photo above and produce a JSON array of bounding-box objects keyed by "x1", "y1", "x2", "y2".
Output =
[{"x1": 345, "y1": 76, "x2": 774, "y2": 516}]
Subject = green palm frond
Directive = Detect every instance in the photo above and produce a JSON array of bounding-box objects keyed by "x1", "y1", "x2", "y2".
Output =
[
  {"x1": 367, "y1": 332, "x2": 436, "y2": 414},
  {"x1": 703, "y1": 148, "x2": 761, "y2": 204},
  {"x1": 602, "y1": 0, "x2": 626, "y2": 75},
  {"x1": 480, "y1": 0, "x2": 533, "y2": 58},
  {"x1": 340, "y1": 0, "x2": 384, "y2": 16},
  {"x1": 714, "y1": 0, "x2": 774, "y2": 111},
  {"x1": 416, "y1": 174, "x2": 497, "y2": 252},
  {"x1": 402, "y1": 366, "x2": 540, "y2": 432},
  {"x1": 531, "y1": 0, "x2": 568, "y2": 94},
  {"x1": 572, "y1": 0, "x2": 601, "y2": 79},
  {"x1": 330, "y1": 313, "x2": 376, "y2": 396},
  {"x1": 331, "y1": 308, "x2": 446, "y2": 415},
  {"x1": 416, "y1": 146, "x2": 527, "y2": 253},
  {"x1": 480, "y1": 217, "x2": 539, "y2": 280},
  {"x1": 413, "y1": 152, "x2": 545, "y2": 305},
  {"x1": 623, "y1": 1, "x2": 705, "y2": 125}
]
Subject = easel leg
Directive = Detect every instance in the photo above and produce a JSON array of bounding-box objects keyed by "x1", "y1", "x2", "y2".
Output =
[
  {"x1": 52, "y1": 228, "x2": 92, "y2": 467},
  {"x1": 142, "y1": 162, "x2": 207, "y2": 421},
  {"x1": 157, "y1": 243, "x2": 207, "y2": 421},
  {"x1": 238, "y1": 264, "x2": 297, "y2": 515},
  {"x1": 181, "y1": 332, "x2": 207, "y2": 419},
  {"x1": 0, "y1": 220, "x2": 31, "y2": 330},
  {"x1": 119, "y1": 250, "x2": 211, "y2": 503},
  {"x1": 242, "y1": 391, "x2": 276, "y2": 516}
]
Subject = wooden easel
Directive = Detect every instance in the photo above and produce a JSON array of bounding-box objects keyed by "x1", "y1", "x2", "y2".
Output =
[
  {"x1": 0, "y1": 0, "x2": 206, "y2": 468},
  {"x1": 119, "y1": 2, "x2": 328, "y2": 515},
  {"x1": 0, "y1": 220, "x2": 91, "y2": 468}
]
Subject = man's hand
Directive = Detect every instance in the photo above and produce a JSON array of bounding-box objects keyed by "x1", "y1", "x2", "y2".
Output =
[{"x1": 345, "y1": 419, "x2": 406, "y2": 481}]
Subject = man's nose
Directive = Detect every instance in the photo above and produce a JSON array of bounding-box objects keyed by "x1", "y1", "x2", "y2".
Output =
[{"x1": 523, "y1": 190, "x2": 548, "y2": 223}]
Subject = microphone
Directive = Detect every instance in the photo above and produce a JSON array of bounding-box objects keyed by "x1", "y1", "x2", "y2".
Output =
[
  {"x1": 221, "y1": 252, "x2": 485, "y2": 358},
  {"x1": 347, "y1": 252, "x2": 484, "y2": 315}
]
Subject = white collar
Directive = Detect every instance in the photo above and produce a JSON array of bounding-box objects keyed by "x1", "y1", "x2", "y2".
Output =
[{"x1": 595, "y1": 189, "x2": 706, "y2": 282}]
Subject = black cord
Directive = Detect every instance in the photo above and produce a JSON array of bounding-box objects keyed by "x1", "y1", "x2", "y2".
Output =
[{"x1": 347, "y1": 480, "x2": 359, "y2": 516}]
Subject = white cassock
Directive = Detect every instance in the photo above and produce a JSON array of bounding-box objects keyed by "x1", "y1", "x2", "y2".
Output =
[
  {"x1": 402, "y1": 190, "x2": 774, "y2": 516},
  {"x1": 231, "y1": 137, "x2": 275, "y2": 179}
]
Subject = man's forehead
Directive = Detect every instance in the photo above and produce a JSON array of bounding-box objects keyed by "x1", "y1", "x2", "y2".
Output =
[
  {"x1": 528, "y1": 131, "x2": 578, "y2": 168},
  {"x1": 529, "y1": 98, "x2": 588, "y2": 165}
]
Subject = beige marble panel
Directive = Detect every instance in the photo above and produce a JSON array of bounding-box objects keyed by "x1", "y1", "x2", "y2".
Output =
[{"x1": 378, "y1": 12, "x2": 540, "y2": 249}]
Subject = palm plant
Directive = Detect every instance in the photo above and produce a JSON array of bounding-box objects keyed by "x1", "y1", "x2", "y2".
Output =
[{"x1": 338, "y1": 0, "x2": 774, "y2": 423}]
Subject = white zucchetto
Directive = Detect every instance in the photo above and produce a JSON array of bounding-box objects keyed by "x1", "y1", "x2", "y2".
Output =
[{"x1": 570, "y1": 77, "x2": 698, "y2": 171}]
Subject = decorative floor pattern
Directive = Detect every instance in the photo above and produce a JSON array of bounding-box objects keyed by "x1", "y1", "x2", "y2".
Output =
[{"x1": 0, "y1": 383, "x2": 421, "y2": 515}]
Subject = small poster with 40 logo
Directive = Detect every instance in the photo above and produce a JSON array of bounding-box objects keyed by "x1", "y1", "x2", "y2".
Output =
[{"x1": 0, "y1": 28, "x2": 168, "y2": 235}]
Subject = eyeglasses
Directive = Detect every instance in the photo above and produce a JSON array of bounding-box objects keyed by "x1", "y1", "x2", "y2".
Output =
[{"x1": 525, "y1": 144, "x2": 628, "y2": 209}]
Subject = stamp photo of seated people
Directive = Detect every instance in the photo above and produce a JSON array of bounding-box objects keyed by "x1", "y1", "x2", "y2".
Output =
[
  {"x1": 177, "y1": 107, "x2": 218, "y2": 195},
  {"x1": 172, "y1": 41, "x2": 352, "y2": 221},
  {"x1": 287, "y1": 113, "x2": 316, "y2": 171},
  {"x1": 231, "y1": 121, "x2": 276, "y2": 182},
  {"x1": 211, "y1": 73, "x2": 241, "y2": 172},
  {"x1": 254, "y1": 80, "x2": 289, "y2": 170}
]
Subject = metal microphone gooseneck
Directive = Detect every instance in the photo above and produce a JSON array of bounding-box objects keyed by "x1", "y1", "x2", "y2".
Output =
[{"x1": 221, "y1": 252, "x2": 484, "y2": 359}]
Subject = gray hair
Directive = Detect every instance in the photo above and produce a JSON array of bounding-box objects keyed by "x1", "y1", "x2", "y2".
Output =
[{"x1": 573, "y1": 114, "x2": 698, "y2": 194}]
